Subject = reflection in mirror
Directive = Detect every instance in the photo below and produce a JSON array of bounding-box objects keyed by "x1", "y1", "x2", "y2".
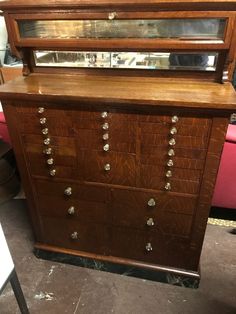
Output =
[
  {"x1": 19, "y1": 19, "x2": 225, "y2": 40},
  {"x1": 34, "y1": 51, "x2": 218, "y2": 71}
]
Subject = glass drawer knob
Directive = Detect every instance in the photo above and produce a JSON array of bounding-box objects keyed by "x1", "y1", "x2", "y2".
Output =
[
  {"x1": 44, "y1": 138, "x2": 51, "y2": 145},
  {"x1": 171, "y1": 116, "x2": 179, "y2": 123},
  {"x1": 43, "y1": 147, "x2": 52, "y2": 155},
  {"x1": 108, "y1": 12, "x2": 117, "y2": 20},
  {"x1": 40, "y1": 117, "x2": 47, "y2": 125},
  {"x1": 104, "y1": 164, "x2": 111, "y2": 171},
  {"x1": 146, "y1": 243, "x2": 152, "y2": 252},
  {"x1": 146, "y1": 218, "x2": 155, "y2": 226},
  {"x1": 103, "y1": 144, "x2": 110, "y2": 152},
  {"x1": 103, "y1": 133, "x2": 109, "y2": 141},
  {"x1": 38, "y1": 107, "x2": 45, "y2": 114},
  {"x1": 170, "y1": 127, "x2": 177, "y2": 135},
  {"x1": 165, "y1": 182, "x2": 171, "y2": 191},
  {"x1": 49, "y1": 169, "x2": 56, "y2": 177},
  {"x1": 68, "y1": 206, "x2": 75, "y2": 215},
  {"x1": 169, "y1": 138, "x2": 176, "y2": 146},
  {"x1": 64, "y1": 187, "x2": 72, "y2": 196},
  {"x1": 42, "y1": 128, "x2": 49, "y2": 135},
  {"x1": 47, "y1": 158, "x2": 54, "y2": 165},
  {"x1": 101, "y1": 111, "x2": 108, "y2": 118},
  {"x1": 167, "y1": 159, "x2": 174, "y2": 167},
  {"x1": 166, "y1": 170, "x2": 172, "y2": 178},
  {"x1": 168, "y1": 149, "x2": 175, "y2": 157},
  {"x1": 148, "y1": 198, "x2": 156, "y2": 207},
  {"x1": 102, "y1": 122, "x2": 109, "y2": 130},
  {"x1": 71, "y1": 231, "x2": 78, "y2": 240}
]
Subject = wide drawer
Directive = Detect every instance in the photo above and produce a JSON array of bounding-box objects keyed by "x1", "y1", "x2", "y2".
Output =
[
  {"x1": 110, "y1": 227, "x2": 198, "y2": 270},
  {"x1": 40, "y1": 217, "x2": 110, "y2": 255}
]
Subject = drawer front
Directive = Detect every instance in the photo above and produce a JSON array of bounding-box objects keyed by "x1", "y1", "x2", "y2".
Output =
[
  {"x1": 78, "y1": 150, "x2": 136, "y2": 186},
  {"x1": 111, "y1": 227, "x2": 197, "y2": 270},
  {"x1": 34, "y1": 179, "x2": 111, "y2": 224},
  {"x1": 112, "y1": 189, "x2": 196, "y2": 237},
  {"x1": 41, "y1": 217, "x2": 110, "y2": 255}
]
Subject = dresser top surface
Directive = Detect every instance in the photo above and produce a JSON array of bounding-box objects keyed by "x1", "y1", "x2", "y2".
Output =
[
  {"x1": 0, "y1": 73, "x2": 236, "y2": 110},
  {"x1": 1, "y1": 0, "x2": 236, "y2": 10}
]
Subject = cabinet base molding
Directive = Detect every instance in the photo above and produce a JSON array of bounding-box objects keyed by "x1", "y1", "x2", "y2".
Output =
[{"x1": 34, "y1": 243, "x2": 200, "y2": 288}]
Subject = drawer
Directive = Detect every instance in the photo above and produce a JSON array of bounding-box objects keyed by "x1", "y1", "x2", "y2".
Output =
[
  {"x1": 34, "y1": 180, "x2": 111, "y2": 224},
  {"x1": 34, "y1": 179, "x2": 109, "y2": 202},
  {"x1": 140, "y1": 165, "x2": 201, "y2": 194},
  {"x1": 78, "y1": 150, "x2": 136, "y2": 186},
  {"x1": 141, "y1": 133, "x2": 208, "y2": 149},
  {"x1": 141, "y1": 146, "x2": 207, "y2": 160},
  {"x1": 140, "y1": 122, "x2": 210, "y2": 137},
  {"x1": 139, "y1": 115, "x2": 210, "y2": 126},
  {"x1": 41, "y1": 217, "x2": 110, "y2": 255},
  {"x1": 112, "y1": 189, "x2": 196, "y2": 236},
  {"x1": 141, "y1": 154, "x2": 205, "y2": 170},
  {"x1": 110, "y1": 227, "x2": 197, "y2": 270},
  {"x1": 18, "y1": 112, "x2": 74, "y2": 137},
  {"x1": 75, "y1": 129, "x2": 136, "y2": 153}
]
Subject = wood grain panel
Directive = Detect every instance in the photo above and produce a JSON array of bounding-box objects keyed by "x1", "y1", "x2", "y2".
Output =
[
  {"x1": 141, "y1": 154, "x2": 205, "y2": 170},
  {"x1": 41, "y1": 217, "x2": 111, "y2": 255},
  {"x1": 77, "y1": 150, "x2": 136, "y2": 186},
  {"x1": 141, "y1": 133, "x2": 208, "y2": 149}
]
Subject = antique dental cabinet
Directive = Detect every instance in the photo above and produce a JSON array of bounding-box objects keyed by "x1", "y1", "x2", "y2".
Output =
[{"x1": 0, "y1": 0, "x2": 236, "y2": 287}]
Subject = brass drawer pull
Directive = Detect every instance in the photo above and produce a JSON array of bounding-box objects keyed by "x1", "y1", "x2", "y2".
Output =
[
  {"x1": 146, "y1": 218, "x2": 155, "y2": 226},
  {"x1": 43, "y1": 138, "x2": 51, "y2": 145},
  {"x1": 101, "y1": 111, "x2": 108, "y2": 118},
  {"x1": 108, "y1": 12, "x2": 117, "y2": 20},
  {"x1": 145, "y1": 243, "x2": 152, "y2": 252},
  {"x1": 169, "y1": 138, "x2": 176, "y2": 146},
  {"x1": 102, "y1": 122, "x2": 109, "y2": 130},
  {"x1": 167, "y1": 159, "x2": 174, "y2": 167},
  {"x1": 43, "y1": 147, "x2": 52, "y2": 155},
  {"x1": 170, "y1": 127, "x2": 177, "y2": 135},
  {"x1": 70, "y1": 231, "x2": 78, "y2": 240},
  {"x1": 168, "y1": 149, "x2": 175, "y2": 157},
  {"x1": 38, "y1": 107, "x2": 45, "y2": 114},
  {"x1": 166, "y1": 170, "x2": 172, "y2": 178},
  {"x1": 147, "y1": 198, "x2": 156, "y2": 207},
  {"x1": 103, "y1": 144, "x2": 110, "y2": 152},
  {"x1": 47, "y1": 158, "x2": 54, "y2": 165},
  {"x1": 103, "y1": 133, "x2": 109, "y2": 141},
  {"x1": 104, "y1": 163, "x2": 111, "y2": 171},
  {"x1": 39, "y1": 117, "x2": 47, "y2": 125},
  {"x1": 49, "y1": 169, "x2": 56, "y2": 177},
  {"x1": 171, "y1": 116, "x2": 179, "y2": 123},
  {"x1": 64, "y1": 187, "x2": 72, "y2": 196},
  {"x1": 68, "y1": 206, "x2": 75, "y2": 215},
  {"x1": 165, "y1": 182, "x2": 171, "y2": 191},
  {"x1": 42, "y1": 128, "x2": 49, "y2": 135}
]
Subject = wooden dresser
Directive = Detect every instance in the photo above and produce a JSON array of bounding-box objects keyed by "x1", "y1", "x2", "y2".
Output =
[{"x1": 0, "y1": 0, "x2": 236, "y2": 287}]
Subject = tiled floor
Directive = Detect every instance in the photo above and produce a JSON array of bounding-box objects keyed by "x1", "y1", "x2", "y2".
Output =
[{"x1": 0, "y1": 199, "x2": 236, "y2": 314}]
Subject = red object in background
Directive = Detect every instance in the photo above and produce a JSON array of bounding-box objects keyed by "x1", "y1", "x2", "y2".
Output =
[
  {"x1": 0, "y1": 112, "x2": 11, "y2": 145},
  {"x1": 212, "y1": 124, "x2": 236, "y2": 209}
]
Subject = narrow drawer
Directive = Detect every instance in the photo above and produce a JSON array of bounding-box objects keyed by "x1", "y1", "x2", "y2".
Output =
[
  {"x1": 111, "y1": 227, "x2": 197, "y2": 270},
  {"x1": 40, "y1": 217, "x2": 110, "y2": 255}
]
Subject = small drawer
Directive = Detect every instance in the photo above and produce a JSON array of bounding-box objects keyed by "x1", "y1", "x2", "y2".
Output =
[
  {"x1": 78, "y1": 150, "x2": 136, "y2": 186},
  {"x1": 112, "y1": 189, "x2": 196, "y2": 235},
  {"x1": 40, "y1": 217, "x2": 110, "y2": 255}
]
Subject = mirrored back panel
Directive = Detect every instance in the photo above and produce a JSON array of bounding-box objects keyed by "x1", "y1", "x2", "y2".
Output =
[
  {"x1": 19, "y1": 19, "x2": 226, "y2": 40},
  {"x1": 34, "y1": 51, "x2": 218, "y2": 71}
]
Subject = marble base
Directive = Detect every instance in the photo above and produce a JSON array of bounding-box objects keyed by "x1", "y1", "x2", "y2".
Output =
[{"x1": 34, "y1": 248, "x2": 200, "y2": 289}]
